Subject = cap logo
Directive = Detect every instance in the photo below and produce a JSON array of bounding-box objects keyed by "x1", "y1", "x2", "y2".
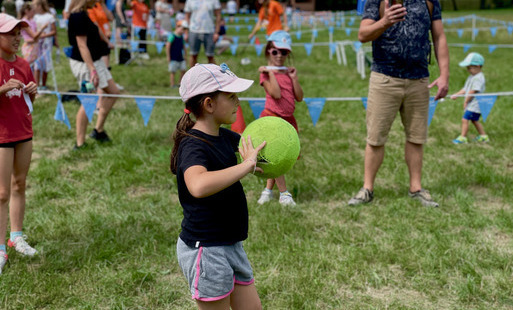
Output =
[{"x1": 219, "y1": 63, "x2": 236, "y2": 77}]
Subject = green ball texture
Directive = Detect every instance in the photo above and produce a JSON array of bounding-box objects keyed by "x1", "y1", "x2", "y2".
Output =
[{"x1": 239, "y1": 116, "x2": 300, "y2": 178}]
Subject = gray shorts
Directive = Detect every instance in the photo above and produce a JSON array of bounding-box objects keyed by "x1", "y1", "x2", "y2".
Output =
[
  {"x1": 168, "y1": 60, "x2": 186, "y2": 73},
  {"x1": 176, "y1": 237, "x2": 254, "y2": 301},
  {"x1": 188, "y1": 32, "x2": 215, "y2": 57}
]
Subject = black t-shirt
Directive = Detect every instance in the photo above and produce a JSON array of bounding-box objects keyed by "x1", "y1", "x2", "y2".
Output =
[
  {"x1": 177, "y1": 127, "x2": 248, "y2": 247},
  {"x1": 67, "y1": 11, "x2": 108, "y2": 62}
]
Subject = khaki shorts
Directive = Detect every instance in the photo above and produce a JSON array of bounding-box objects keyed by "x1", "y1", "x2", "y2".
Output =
[
  {"x1": 366, "y1": 72, "x2": 430, "y2": 146},
  {"x1": 69, "y1": 58, "x2": 112, "y2": 90}
]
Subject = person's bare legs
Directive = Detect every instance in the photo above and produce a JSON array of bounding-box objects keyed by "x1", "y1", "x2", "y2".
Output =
[
  {"x1": 405, "y1": 141, "x2": 423, "y2": 193},
  {"x1": 196, "y1": 296, "x2": 230, "y2": 310},
  {"x1": 34, "y1": 69, "x2": 40, "y2": 87},
  {"x1": 76, "y1": 105, "x2": 88, "y2": 147},
  {"x1": 265, "y1": 178, "x2": 275, "y2": 190},
  {"x1": 230, "y1": 284, "x2": 261, "y2": 310},
  {"x1": 363, "y1": 143, "x2": 385, "y2": 191},
  {"x1": 9, "y1": 141, "x2": 32, "y2": 233},
  {"x1": 190, "y1": 54, "x2": 198, "y2": 67},
  {"x1": 42, "y1": 72, "x2": 48, "y2": 88},
  {"x1": 170, "y1": 72, "x2": 176, "y2": 87},
  {"x1": 95, "y1": 79, "x2": 120, "y2": 133},
  {"x1": 0, "y1": 148, "x2": 14, "y2": 245},
  {"x1": 207, "y1": 56, "x2": 215, "y2": 64},
  {"x1": 460, "y1": 118, "x2": 469, "y2": 137},
  {"x1": 274, "y1": 175, "x2": 287, "y2": 192},
  {"x1": 472, "y1": 120, "x2": 486, "y2": 136}
]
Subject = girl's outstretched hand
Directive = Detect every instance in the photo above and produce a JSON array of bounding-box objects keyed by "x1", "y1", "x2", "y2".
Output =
[
  {"x1": 24, "y1": 82, "x2": 38, "y2": 96},
  {"x1": 239, "y1": 135, "x2": 266, "y2": 174}
]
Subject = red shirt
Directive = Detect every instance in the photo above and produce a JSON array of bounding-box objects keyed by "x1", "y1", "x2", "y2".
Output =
[
  {"x1": 0, "y1": 56, "x2": 35, "y2": 143},
  {"x1": 260, "y1": 72, "x2": 296, "y2": 117},
  {"x1": 131, "y1": 1, "x2": 149, "y2": 28}
]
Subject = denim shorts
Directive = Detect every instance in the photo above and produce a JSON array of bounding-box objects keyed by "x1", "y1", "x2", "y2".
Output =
[
  {"x1": 176, "y1": 237, "x2": 254, "y2": 301},
  {"x1": 188, "y1": 32, "x2": 215, "y2": 57},
  {"x1": 168, "y1": 60, "x2": 186, "y2": 72},
  {"x1": 463, "y1": 110, "x2": 481, "y2": 121}
]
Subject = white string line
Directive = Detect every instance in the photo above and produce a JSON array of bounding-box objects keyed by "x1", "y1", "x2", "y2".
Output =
[{"x1": 38, "y1": 90, "x2": 513, "y2": 101}]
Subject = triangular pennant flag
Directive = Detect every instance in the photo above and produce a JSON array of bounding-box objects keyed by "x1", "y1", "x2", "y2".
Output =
[
  {"x1": 336, "y1": 21, "x2": 341, "y2": 27},
  {"x1": 427, "y1": 97, "x2": 438, "y2": 126},
  {"x1": 329, "y1": 26, "x2": 334, "y2": 34},
  {"x1": 248, "y1": 100, "x2": 266, "y2": 119},
  {"x1": 235, "y1": 25, "x2": 240, "y2": 32},
  {"x1": 77, "y1": 94, "x2": 99, "y2": 123},
  {"x1": 135, "y1": 97, "x2": 156, "y2": 126},
  {"x1": 54, "y1": 93, "x2": 71, "y2": 129},
  {"x1": 446, "y1": 19, "x2": 453, "y2": 26},
  {"x1": 353, "y1": 41, "x2": 362, "y2": 51},
  {"x1": 477, "y1": 95, "x2": 497, "y2": 122},
  {"x1": 255, "y1": 44, "x2": 263, "y2": 56},
  {"x1": 329, "y1": 43, "x2": 337, "y2": 54},
  {"x1": 488, "y1": 45, "x2": 497, "y2": 53},
  {"x1": 463, "y1": 44, "x2": 471, "y2": 53},
  {"x1": 304, "y1": 98, "x2": 326, "y2": 126},
  {"x1": 155, "y1": 41, "x2": 165, "y2": 54},
  {"x1": 149, "y1": 29, "x2": 157, "y2": 40},
  {"x1": 235, "y1": 17, "x2": 239, "y2": 23},
  {"x1": 361, "y1": 97, "x2": 368, "y2": 110},
  {"x1": 312, "y1": 29, "x2": 318, "y2": 38},
  {"x1": 473, "y1": 28, "x2": 479, "y2": 37},
  {"x1": 349, "y1": 17, "x2": 355, "y2": 26},
  {"x1": 508, "y1": 26, "x2": 513, "y2": 35},
  {"x1": 345, "y1": 28, "x2": 351, "y2": 36},
  {"x1": 296, "y1": 31, "x2": 302, "y2": 40},
  {"x1": 304, "y1": 43, "x2": 313, "y2": 56},
  {"x1": 254, "y1": 17, "x2": 258, "y2": 23},
  {"x1": 457, "y1": 29, "x2": 464, "y2": 38},
  {"x1": 233, "y1": 36, "x2": 239, "y2": 45},
  {"x1": 230, "y1": 44, "x2": 238, "y2": 55},
  {"x1": 490, "y1": 27, "x2": 497, "y2": 37},
  {"x1": 460, "y1": 17, "x2": 465, "y2": 23},
  {"x1": 324, "y1": 20, "x2": 329, "y2": 27},
  {"x1": 247, "y1": 25, "x2": 252, "y2": 32},
  {"x1": 130, "y1": 40, "x2": 138, "y2": 52},
  {"x1": 244, "y1": 17, "x2": 249, "y2": 23},
  {"x1": 250, "y1": 36, "x2": 256, "y2": 45}
]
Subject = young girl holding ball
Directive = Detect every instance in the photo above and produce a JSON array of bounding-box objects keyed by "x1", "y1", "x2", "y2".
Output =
[{"x1": 257, "y1": 30, "x2": 303, "y2": 206}]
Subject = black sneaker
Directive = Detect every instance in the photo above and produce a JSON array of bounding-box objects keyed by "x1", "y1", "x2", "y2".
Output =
[
  {"x1": 72, "y1": 142, "x2": 88, "y2": 151},
  {"x1": 90, "y1": 129, "x2": 111, "y2": 143}
]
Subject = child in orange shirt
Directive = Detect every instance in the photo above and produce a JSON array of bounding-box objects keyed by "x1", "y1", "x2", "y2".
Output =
[{"x1": 130, "y1": 0, "x2": 149, "y2": 57}]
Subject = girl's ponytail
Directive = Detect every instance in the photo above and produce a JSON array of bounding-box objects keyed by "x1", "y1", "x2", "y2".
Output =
[{"x1": 170, "y1": 91, "x2": 219, "y2": 174}]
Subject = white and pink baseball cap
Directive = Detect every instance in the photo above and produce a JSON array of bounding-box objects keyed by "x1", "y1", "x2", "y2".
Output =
[
  {"x1": 179, "y1": 63, "x2": 254, "y2": 102},
  {"x1": 0, "y1": 13, "x2": 28, "y2": 34}
]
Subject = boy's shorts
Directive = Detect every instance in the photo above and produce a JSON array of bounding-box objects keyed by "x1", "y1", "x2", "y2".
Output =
[
  {"x1": 168, "y1": 60, "x2": 186, "y2": 73},
  {"x1": 188, "y1": 32, "x2": 215, "y2": 57},
  {"x1": 463, "y1": 110, "x2": 481, "y2": 121},
  {"x1": 366, "y1": 72, "x2": 430, "y2": 146},
  {"x1": 177, "y1": 237, "x2": 255, "y2": 301}
]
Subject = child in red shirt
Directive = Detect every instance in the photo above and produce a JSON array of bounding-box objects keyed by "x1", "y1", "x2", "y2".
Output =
[{"x1": 0, "y1": 13, "x2": 39, "y2": 275}]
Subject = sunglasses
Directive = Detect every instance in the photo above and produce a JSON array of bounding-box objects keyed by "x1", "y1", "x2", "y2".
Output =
[{"x1": 270, "y1": 48, "x2": 289, "y2": 56}]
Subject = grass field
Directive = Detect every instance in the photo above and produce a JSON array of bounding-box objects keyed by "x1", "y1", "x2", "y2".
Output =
[{"x1": 1, "y1": 9, "x2": 513, "y2": 309}]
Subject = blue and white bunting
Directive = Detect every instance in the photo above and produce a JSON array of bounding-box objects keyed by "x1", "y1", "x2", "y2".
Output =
[
  {"x1": 155, "y1": 41, "x2": 165, "y2": 54},
  {"x1": 477, "y1": 95, "x2": 497, "y2": 122},
  {"x1": 490, "y1": 27, "x2": 497, "y2": 37},
  {"x1": 54, "y1": 93, "x2": 71, "y2": 129},
  {"x1": 345, "y1": 28, "x2": 351, "y2": 36},
  {"x1": 353, "y1": 41, "x2": 362, "y2": 51},
  {"x1": 77, "y1": 94, "x2": 99, "y2": 123},
  {"x1": 427, "y1": 97, "x2": 438, "y2": 126},
  {"x1": 312, "y1": 29, "x2": 318, "y2": 38},
  {"x1": 233, "y1": 36, "x2": 239, "y2": 45},
  {"x1": 463, "y1": 44, "x2": 471, "y2": 53},
  {"x1": 349, "y1": 17, "x2": 355, "y2": 26},
  {"x1": 473, "y1": 29, "x2": 479, "y2": 37},
  {"x1": 361, "y1": 97, "x2": 368, "y2": 110},
  {"x1": 255, "y1": 44, "x2": 263, "y2": 56},
  {"x1": 304, "y1": 43, "x2": 313, "y2": 56},
  {"x1": 130, "y1": 40, "x2": 138, "y2": 52},
  {"x1": 296, "y1": 31, "x2": 302, "y2": 40},
  {"x1": 329, "y1": 43, "x2": 337, "y2": 54},
  {"x1": 304, "y1": 98, "x2": 326, "y2": 126},
  {"x1": 248, "y1": 100, "x2": 266, "y2": 119},
  {"x1": 235, "y1": 25, "x2": 240, "y2": 32},
  {"x1": 230, "y1": 44, "x2": 238, "y2": 55},
  {"x1": 457, "y1": 29, "x2": 464, "y2": 38},
  {"x1": 247, "y1": 25, "x2": 252, "y2": 32},
  {"x1": 329, "y1": 26, "x2": 334, "y2": 34},
  {"x1": 488, "y1": 45, "x2": 497, "y2": 53},
  {"x1": 508, "y1": 26, "x2": 513, "y2": 35},
  {"x1": 135, "y1": 98, "x2": 156, "y2": 126}
]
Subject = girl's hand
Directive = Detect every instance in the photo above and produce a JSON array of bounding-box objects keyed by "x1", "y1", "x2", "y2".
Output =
[
  {"x1": 258, "y1": 66, "x2": 269, "y2": 73},
  {"x1": 450, "y1": 94, "x2": 458, "y2": 100},
  {"x1": 23, "y1": 82, "x2": 38, "y2": 96},
  {"x1": 288, "y1": 67, "x2": 298, "y2": 80},
  {"x1": 0, "y1": 78, "x2": 24, "y2": 93},
  {"x1": 90, "y1": 69, "x2": 99, "y2": 88},
  {"x1": 239, "y1": 135, "x2": 266, "y2": 174}
]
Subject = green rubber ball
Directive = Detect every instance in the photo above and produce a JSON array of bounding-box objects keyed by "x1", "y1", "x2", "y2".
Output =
[{"x1": 239, "y1": 116, "x2": 300, "y2": 179}]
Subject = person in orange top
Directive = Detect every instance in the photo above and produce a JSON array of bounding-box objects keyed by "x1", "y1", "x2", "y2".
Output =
[
  {"x1": 88, "y1": 0, "x2": 114, "y2": 67},
  {"x1": 248, "y1": 0, "x2": 288, "y2": 39},
  {"x1": 130, "y1": 0, "x2": 149, "y2": 55}
]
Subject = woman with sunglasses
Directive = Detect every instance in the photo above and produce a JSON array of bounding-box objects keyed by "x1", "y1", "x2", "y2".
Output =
[{"x1": 256, "y1": 30, "x2": 303, "y2": 207}]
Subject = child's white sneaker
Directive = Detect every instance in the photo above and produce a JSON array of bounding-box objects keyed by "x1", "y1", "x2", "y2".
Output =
[
  {"x1": 257, "y1": 190, "x2": 274, "y2": 205},
  {"x1": 8, "y1": 235, "x2": 37, "y2": 257},
  {"x1": 279, "y1": 192, "x2": 296, "y2": 206},
  {"x1": 0, "y1": 252, "x2": 7, "y2": 275}
]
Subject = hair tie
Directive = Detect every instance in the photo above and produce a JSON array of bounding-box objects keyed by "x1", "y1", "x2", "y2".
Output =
[{"x1": 184, "y1": 108, "x2": 191, "y2": 114}]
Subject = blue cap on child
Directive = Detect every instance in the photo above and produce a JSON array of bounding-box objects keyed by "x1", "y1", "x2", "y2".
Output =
[
  {"x1": 267, "y1": 30, "x2": 292, "y2": 51},
  {"x1": 459, "y1": 52, "x2": 484, "y2": 67}
]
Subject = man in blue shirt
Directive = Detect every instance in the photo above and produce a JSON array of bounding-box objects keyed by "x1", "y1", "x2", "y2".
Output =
[{"x1": 349, "y1": 0, "x2": 449, "y2": 207}]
